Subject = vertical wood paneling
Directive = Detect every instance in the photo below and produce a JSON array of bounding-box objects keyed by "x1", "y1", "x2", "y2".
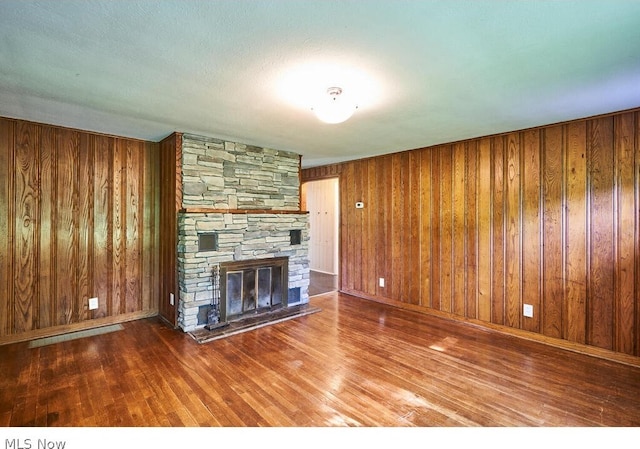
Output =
[
  {"x1": 124, "y1": 140, "x2": 142, "y2": 314},
  {"x1": 78, "y1": 133, "x2": 93, "y2": 322},
  {"x1": 377, "y1": 155, "x2": 391, "y2": 298},
  {"x1": 0, "y1": 120, "x2": 14, "y2": 337},
  {"x1": 522, "y1": 130, "x2": 541, "y2": 333},
  {"x1": 542, "y1": 125, "x2": 564, "y2": 338},
  {"x1": 492, "y1": 137, "x2": 506, "y2": 325},
  {"x1": 419, "y1": 149, "x2": 433, "y2": 308},
  {"x1": 505, "y1": 133, "x2": 521, "y2": 329},
  {"x1": 465, "y1": 141, "x2": 478, "y2": 319},
  {"x1": 408, "y1": 152, "x2": 421, "y2": 305},
  {"x1": 365, "y1": 159, "x2": 377, "y2": 296},
  {"x1": 390, "y1": 154, "x2": 404, "y2": 301},
  {"x1": 39, "y1": 127, "x2": 55, "y2": 329},
  {"x1": 565, "y1": 121, "x2": 587, "y2": 344},
  {"x1": 292, "y1": 106, "x2": 640, "y2": 358},
  {"x1": 371, "y1": 158, "x2": 382, "y2": 296},
  {"x1": 359, "y1": 161, "x2": 370, "y2": 294},
  {"x1": 614, "y1": 112, "x2": 636, "y2": 355},
  {"x1": 588, "y1": 117, "x2": 615, "y2": 349},
  {"x1": 352, "y1": 160, "x2": 364, "y2": 294},
  {"x1": 14, "y1": 122, "x2": 39, "y2": 332},
  {"x1": 112, "y1": 141, "x2": 124, "y2": 316},
  {"x1": 55, "y1": 129, "x2": 78, "y2": 325},
  {"x1": 431, "y1": 149, "x2": 442, "y2": 311},
  {"x1": 452, "y1": 143, "x2": 466, "y2": 316},
  {"x1": 158, "y1": 133, "x2": 180, "y2": 325},
  {"x1": 301, "y1": 163, "x2": 342, "y2": 182},
  {"x1": 477, "y1": 138, "x2": 492, "y2": 322},
  {"x1": 93, "y1": 135, "x2": 112, "y2": 319},
  {"x1": 439, "y1": 146, "x2": 453, "y2": 313},
  {"x1": 0, "y1": 117, "x2": 160, "y2": 343},
  {"x1": 141, "y1": 142, "x2": 156, "y2": 313},
  {"x1": 341, "y1": 162, "x2": 355, "y2": 292},
  {"x1": 636, "y1": 112, "x2": 640, "y2": 357}
]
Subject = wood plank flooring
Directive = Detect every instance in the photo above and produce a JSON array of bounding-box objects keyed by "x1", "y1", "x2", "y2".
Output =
[
  {"x1": 309, "y1": 270, "x2": 338, "y2": 296},
  {"x1": 1, "y1": 292, "x2": 639, "y2": 427}
]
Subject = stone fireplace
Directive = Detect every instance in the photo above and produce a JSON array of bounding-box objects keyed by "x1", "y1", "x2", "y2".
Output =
[{"x1": 176, "y1": 134, "x2": 310, "y2": 332}]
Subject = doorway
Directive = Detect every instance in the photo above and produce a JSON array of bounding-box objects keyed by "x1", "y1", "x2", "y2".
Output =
[{"x1": 302, "y1": 178, "x2": 339, "y2": 296}]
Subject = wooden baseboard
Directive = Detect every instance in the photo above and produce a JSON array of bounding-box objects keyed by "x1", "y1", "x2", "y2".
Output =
[
  {"x1": 339, "y1": 288, "x2": 640, "y2": 368},
  {"x1": 0, "y1": 310, "x2": 159, "y2": 346}
]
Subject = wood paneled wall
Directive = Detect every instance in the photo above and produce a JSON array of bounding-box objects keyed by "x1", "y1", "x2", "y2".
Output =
[
  {"x1": 303, "y1": 108, "x2": 640, "y2": 358},
  {"x1": 0, "y1": 117, "x2": 160, "y2": 343},
  {"x1": 158, "y1": 132, "x2": 182, "y2": 326}
]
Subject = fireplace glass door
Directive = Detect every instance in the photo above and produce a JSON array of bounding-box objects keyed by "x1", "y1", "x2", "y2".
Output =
[{"x1": 221, "y1": 257, "x2": 287, "y2": 322}]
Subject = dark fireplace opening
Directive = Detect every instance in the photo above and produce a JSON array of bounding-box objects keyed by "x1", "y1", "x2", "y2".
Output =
[
  {"x1": 290, "y1": 229, "x2": 302, "y2": 245},
  {"x1": 214, "y1": 257, "x2": 289, "y2": 326}
]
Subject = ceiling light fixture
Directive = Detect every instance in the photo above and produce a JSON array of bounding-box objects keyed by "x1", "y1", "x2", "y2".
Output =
[{"x1": 312, "y1": 87, "x2": 358, "y2": 124}]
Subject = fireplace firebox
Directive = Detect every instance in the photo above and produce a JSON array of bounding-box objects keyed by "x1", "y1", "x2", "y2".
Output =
[{"x1": 210, "y1": 257, "x2": 289, "y2": 328}]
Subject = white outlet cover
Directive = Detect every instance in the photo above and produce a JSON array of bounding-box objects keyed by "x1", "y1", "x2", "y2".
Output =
[
  {"x1": 523, "y1": 304, "x2": 534, "y2": 318},
  {"x1": 379, "y1": 278, "x2": 385, "y2": 287},
  {"x1": 89, "y1": 297, "x2": 99, "y2": 310},
  {"x1": 169, "y1": 293, "x2": 175, "y2": 306}
]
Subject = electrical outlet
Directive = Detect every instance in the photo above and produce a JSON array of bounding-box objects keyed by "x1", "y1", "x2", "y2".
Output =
[
  {"x1": 88, "y1": 297, "x2": 99, "y2": 310},
  {"x1": 379, "y1": 277, "x2": 385, "y2": 287},
  {"x1": 169, "y1": 293, "x2": 175, "y2": 306},
  {"x1": 523, "y1": 304, "x2": 534, "y2": 318}
]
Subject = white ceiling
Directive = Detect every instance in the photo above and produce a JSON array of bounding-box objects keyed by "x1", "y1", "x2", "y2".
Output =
[{"x1": 1, "y1": 1, "x2": 640, "y2": 168}]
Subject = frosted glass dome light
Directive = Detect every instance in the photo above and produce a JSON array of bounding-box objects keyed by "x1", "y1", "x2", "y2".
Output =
[{"x1": 312, "y1": 87, "x2": 358, "y2": 124}]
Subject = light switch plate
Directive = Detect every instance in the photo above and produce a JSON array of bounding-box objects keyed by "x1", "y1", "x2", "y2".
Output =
[
  {"x1": 523, "y1": 304, "x2": 533, "y2": 318},
  {"x1": 89, "y1": 297, "x2": 99, "y2": 310}
]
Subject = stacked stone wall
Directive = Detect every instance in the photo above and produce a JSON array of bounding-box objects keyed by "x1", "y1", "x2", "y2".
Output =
[
  {"x1": 176, "y1": 134, "x2": 309, "y2": 331},
  {"x1": 181, "y1": 134, "x2": 300, "y2": 210}
]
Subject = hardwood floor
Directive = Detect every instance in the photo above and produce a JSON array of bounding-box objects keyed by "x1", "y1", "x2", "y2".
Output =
[
  {"x1": 1, "y1": 292, "x2": 639, "y2": 427},
  {"x1": 309, "y1": 270, "x2": 338, "y2": 296}
]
